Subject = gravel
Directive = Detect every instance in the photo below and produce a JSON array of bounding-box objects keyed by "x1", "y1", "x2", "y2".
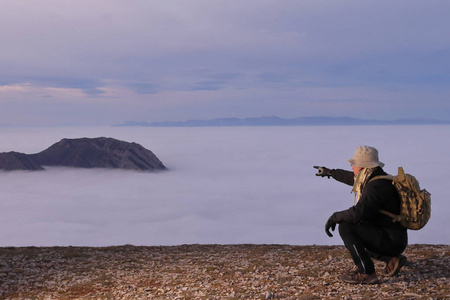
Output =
[{"x1": 0, "y1": 244, "x2": 448, "y2": 299}]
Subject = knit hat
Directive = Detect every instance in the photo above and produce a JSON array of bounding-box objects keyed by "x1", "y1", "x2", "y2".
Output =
[{"x1": 348, "y1": 145, "x2": 384, "y2": 168}]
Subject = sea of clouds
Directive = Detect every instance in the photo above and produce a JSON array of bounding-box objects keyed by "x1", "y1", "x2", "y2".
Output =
[{"x1": 0, "y1": 125, "x2": 448, "y2": 247}]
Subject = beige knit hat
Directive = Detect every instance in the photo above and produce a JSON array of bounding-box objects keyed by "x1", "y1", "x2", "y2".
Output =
[{"x1": 348, "y1": 145, "x2": 384, "y2": 168}]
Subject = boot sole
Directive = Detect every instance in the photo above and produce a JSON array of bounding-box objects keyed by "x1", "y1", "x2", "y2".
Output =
[{"x1": 340, "y1": 274, "x2": 379, "y2": 284}]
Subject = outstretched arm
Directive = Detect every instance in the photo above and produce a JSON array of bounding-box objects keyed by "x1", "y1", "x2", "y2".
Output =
[{"x1": 330, "y1": 169, "x2": 354, "y2": 186}]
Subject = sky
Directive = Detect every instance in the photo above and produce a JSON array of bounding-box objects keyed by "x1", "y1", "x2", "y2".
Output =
[
  {"x1": 1, "y1": 0, "x2": 450, "y2": 126},
  {"x1": 0, "y1": 125, "x2": 448, "y2": 246}
]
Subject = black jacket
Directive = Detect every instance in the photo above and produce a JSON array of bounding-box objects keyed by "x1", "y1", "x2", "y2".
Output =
[{"x1": 330, "y1": 167, "x2": 406, "y2": 231}]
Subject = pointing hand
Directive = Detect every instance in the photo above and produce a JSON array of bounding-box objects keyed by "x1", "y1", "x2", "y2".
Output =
[{"x1": 313, "y1": 166, "x2": 332, "y2": 178}]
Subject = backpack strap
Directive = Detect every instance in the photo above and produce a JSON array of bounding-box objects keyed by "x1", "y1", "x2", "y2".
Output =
[
  {"x1": 369, "y1": 174, "x2": 394, "y2": 182},
  {"x1": 379, "y1": 209, "x2": 403, "y2": 222}
]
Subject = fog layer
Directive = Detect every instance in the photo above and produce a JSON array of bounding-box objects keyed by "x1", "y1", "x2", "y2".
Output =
[{"x1": 0, "y1": 126, "x2": 447, "y2": 246}]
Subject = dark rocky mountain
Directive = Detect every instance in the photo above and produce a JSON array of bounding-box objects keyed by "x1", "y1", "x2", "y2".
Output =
[
  {"x1": 0, "y1": 152, "x2": 44, "y2": 171},
  {"x1": 0, "y1": 137, "x2": 166, "y2": 171},
  {"x1": 30, "y1": 137, "x2": 166, "y2": 171}
]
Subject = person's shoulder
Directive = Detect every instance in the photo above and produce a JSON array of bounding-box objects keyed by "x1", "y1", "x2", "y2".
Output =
[
  {"x1": 367, "y1": 177, "x2": 392, "y2": 187},
  {"x1": 367, "y1": 168, "x2": 393, "y2": 187},
  {"x1": 367, "y1": 176, "x2": 398, "y2": 196}
]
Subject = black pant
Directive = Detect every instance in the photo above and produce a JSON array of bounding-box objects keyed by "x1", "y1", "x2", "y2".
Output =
[{"x1": 338, "y1": 222, "x2": 408, "y2": 274}]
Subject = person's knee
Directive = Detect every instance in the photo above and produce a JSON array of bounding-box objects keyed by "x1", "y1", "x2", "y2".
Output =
[{"x1": 338, "y1": 222, "x2": 354, "y2": 238}]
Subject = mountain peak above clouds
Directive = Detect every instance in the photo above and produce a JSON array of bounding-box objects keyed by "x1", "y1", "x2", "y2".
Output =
[{"x1": 1, "y1": 137, "x2": 166, "y2": 171}]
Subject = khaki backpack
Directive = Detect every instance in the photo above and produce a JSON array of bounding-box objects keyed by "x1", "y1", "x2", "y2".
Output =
[{"x1": 370, "y1": 167, "x2": 431, "y2": 230}]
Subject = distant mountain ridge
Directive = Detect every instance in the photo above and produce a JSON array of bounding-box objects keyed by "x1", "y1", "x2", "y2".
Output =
[{"x1": 116, "y1": 116, "x2": 450, "y2": 127}]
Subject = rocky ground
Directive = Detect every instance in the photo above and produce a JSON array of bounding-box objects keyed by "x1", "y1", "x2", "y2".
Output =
[{"x1": 0, "y1": 244, "x2": 448, "y2": 299}]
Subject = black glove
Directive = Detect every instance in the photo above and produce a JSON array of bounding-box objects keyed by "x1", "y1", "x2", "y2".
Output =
[
  {"x1": 325, "y1": 217, "x2": 336, "y2": 237},
  {"x1": 314, "y1": 166, "x2": 332, "y2": 178}
]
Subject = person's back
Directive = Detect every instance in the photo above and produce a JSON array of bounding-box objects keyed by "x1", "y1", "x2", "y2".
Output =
[{"x1": 332, "y1": 167, "x2": 404, "y2": 228}]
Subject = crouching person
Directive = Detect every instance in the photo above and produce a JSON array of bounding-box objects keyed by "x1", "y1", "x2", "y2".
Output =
[{"x1": 314, "y1": 145, "x2": 407, "y2": 284}]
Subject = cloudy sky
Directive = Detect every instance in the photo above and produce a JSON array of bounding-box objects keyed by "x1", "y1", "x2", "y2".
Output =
[{"x1": 1, "y1": 0, "x2": 450, "y2": 126}]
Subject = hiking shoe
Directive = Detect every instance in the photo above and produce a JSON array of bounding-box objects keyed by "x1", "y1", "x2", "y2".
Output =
[
  {"x1": 340, "y1": 271, "x2": 379, "y2": 284},
  {"x1": 382, "y1": 255, "x2": 407, "y2": 277},
  {"x1": 347, "y1": 266, "x2": 359, "y2": 275}
]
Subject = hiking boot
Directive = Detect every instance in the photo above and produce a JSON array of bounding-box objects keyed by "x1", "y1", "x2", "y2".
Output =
[
  {"x1": 382, "y1": 255, "x2": 407, "y2": 277},
  {"x1": 347, "y1": 266, "x2": 359, "y2": 275},
  {"x1": 340, "y1": 271, "x2": 379, "y2": 284}
]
